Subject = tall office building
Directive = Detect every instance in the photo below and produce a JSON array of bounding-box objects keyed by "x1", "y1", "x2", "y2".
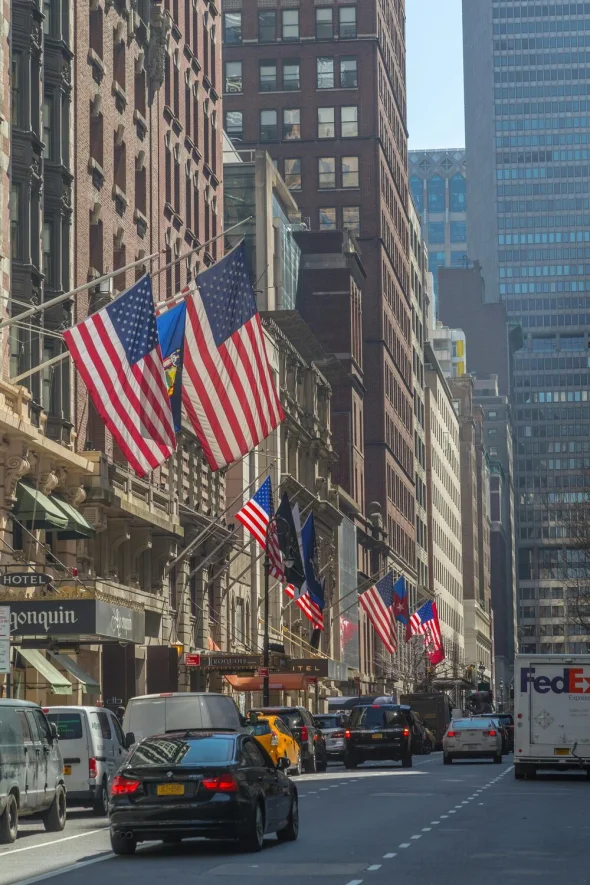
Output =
[
  {"x1": 222, "y1": 0, "x2": 416, "y2": 585},
  {"x1": 463, "y1": 1, "x2": 590, "y2": 653},
  {"x1": 409, "y1": 149, "x2": 468, "y2": 314}
]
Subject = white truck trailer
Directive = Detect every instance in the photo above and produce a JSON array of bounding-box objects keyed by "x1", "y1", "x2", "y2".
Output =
[{"x1": 514, "y1": 653, "x2": 590, "y2": 779}]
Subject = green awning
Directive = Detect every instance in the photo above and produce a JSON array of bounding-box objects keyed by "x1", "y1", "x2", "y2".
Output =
[
  {"x1": 18, "y1": 648, "x2": 73, "y2": 695},
  {"x1": 47, "y1": 652, "x2": 100, "y2": 694},
  {"x1": 13, "y1": 483, "x2": 69, "y2": 531},
  {"x1": 51, "y1": 496, "x2": 95, "y2": 540}
]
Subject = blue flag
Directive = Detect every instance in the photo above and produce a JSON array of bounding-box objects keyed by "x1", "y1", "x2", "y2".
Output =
[
  {"x1": 393, "y1": 575, "x2": 409, "y2": 625},
  {"x1": 157, "y1": 301, "x2": 186, "y2": 432},
  {"x1": 301, "y1": 514, "x2": 324, "y2": 610}
]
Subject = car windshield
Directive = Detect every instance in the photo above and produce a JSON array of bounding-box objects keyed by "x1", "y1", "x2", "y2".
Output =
[
  {"x1": 247, "y1": 722, "x2": 272, "y2": 737},
  {"x1": 349, "y1": 707, "x2": 407, "y2": 728},
  {"x1": 129, "y1": 735, "x2": 235, "y2": 767},
  {"x1": 314, "y1": 716, "x2": 340, "y2": 729},
  {"x1": 450, "y1": 720, "x2": 493, "y2": 730},
  {"x1": 46, "y1": 712, "x2": 83, "y2": 740}
]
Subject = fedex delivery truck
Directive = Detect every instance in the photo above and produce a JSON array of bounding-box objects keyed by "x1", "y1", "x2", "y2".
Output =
[{"x1": 514, "y1": 653, "x2": 590, "y2": 779}]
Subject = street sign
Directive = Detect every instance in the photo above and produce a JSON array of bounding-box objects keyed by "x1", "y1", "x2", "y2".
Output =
[
  {"x1": 184, "y1": 653, "x2": 201, "y2": 668},
  {"x1": 257, "y1": 667, "x2": 269, "y2": 678},
  {"x1": 0, "y1": 572, "x2": 50, "y2": 587},
  {"x1": 0, "y1": 606, "x2": 10, "y2": 675}
]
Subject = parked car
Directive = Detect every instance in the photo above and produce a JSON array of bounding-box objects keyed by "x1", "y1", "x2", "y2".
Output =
[
  {"x1": 44, "y1": 706, "x2": 128, "y2": 815},
  {"x1": 247, "y1": 714, "x2": 302, "y2": 775},
  {"x1": 343, "y1": 704, "x2": 413, "y2": 769},
  {"x1": 249, "y1": 707, "x2": 327, "y2": 773},
  {"x1": 122, "y1": 692, "x2": 244, "y2": 744},
  {"x1": 313, "y1": 714, "x2": 348, "y2": 761},
  {"x1": 442, "y1": 718, "x2": 503, "y2": 765},
  {"x1": 0, "y1": 699, "x2": 66, "y2": 843},
  {"x1": 108, "y1": 730, "x2": 298, "y2": 854}
]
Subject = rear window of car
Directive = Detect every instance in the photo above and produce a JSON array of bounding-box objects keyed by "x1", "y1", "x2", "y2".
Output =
[
  {"x1": 277, "y1": 712, "x2": 303, "y2": 729},
  {"x1": 349, "y1": 707, "x2": 407, "y2": 728},
  {"x1": 314, "y1": 716, "x2": 340, "y2": 729},
  {"x1": 450, "y1": 720, "x2": 492, "y2": 730},
  {"x1": 46, "y1": 712, "x2": 83, "y2": 740},
  {"x1": 129, "y1": 735, "x2": 235, "y2": 767},
  {"x1": 498, "y1": 715, "x2": 513, "y2": 726},
  {"x1": 247, "y1": 722, "x2": 272, "y2": 737}
]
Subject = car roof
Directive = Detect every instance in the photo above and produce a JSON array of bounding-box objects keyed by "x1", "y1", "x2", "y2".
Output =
[
  {"x1": 252, "y1": 707, "x2": 302, "y2": 713},
  {"x1": 0, "y1": 699, "x2": 41, "y2": 708},
  {"x1": 128, "y1": 692, "x2": 228, "y2": 701},
  {"x1": 141, "y1": 730, "x2": 239, "y2": 742},
  {"x1": 43, "y1": 706, "x2": 110, "y2": 714}
]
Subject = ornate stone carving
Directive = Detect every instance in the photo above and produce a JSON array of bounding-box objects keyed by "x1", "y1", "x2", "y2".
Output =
[
  {"x1": 148, "y1": 3, "x2": 172, "y2": 90},
  {"x1": 0, "y1": 442, "x2": 31, "y2": 505},
  {"x1": 67, "y1": 485, "x2": 87, "y2": 507},
  {"x1": 38, "y1": 469, "x2": 59, "y2": 496}
]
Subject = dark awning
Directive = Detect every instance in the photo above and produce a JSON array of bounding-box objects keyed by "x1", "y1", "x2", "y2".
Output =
[
  {"x1": 51, "y1": 495, "x2": 95, "y2": 540},
  {"x1": 13, "y1": 483, "x2": 69, "y2": 531}
]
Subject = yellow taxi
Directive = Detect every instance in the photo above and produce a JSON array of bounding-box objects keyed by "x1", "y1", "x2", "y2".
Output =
[{"x1": 247, "y1": 714, "x2": 302, "y2": 775}]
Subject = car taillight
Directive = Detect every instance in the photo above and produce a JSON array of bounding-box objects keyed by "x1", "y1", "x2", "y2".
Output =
[
  {"x1": 403, "y1": 728, "x2": 410, "y2": 737},
  {"x1": 345, "y1": 729, "x2": 351, "y2": 739},
  {"x1": 446, "y1": 731, "x2": 457, "y2": 738},
  {"x1": 486, "y1": 730, "x2": 497, "y2": 737},
  {"x1": 332, "y1": 731, "x2": 345, "y2": 739},
  {"x1": 110, "y1": 775, "x2": 140, "y2": 795},
  {"x1": 300, "y1": 726, "x2": 308, "y2": 742},
  {"x1": 201, "y1": 774, "x2": 239, "y2": 793},
  {"x1": 271, "y1": 734, "x2": 279, "y2": 746},
  {"x1": 89, "y1": 757, "x2": 98, "y2": 779}
]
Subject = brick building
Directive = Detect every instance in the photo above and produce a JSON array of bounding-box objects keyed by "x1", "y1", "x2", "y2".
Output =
[{"x1": 221, "y1": 0, "x2": 416, "y2": 584}]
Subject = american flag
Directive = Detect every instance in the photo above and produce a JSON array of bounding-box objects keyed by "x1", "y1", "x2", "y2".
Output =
[
  {"x1": 63, "y1": 275, "x2": 176, "y2": 477},
  {"x1": 408, "y1": 601, "x2": 445, "y2": 665},
  {"x1": 359, "y1": 571, "x2": 397, "y2": 655},
  {"x1": 235, "y1": 478, "x2": 324, "y2": 629},
  {"x1": 234, "y1": 477, "x2": 283, "y2": 580},
  {"x1": 182, "y1": 244, "x2": 284, "y2": 471}
]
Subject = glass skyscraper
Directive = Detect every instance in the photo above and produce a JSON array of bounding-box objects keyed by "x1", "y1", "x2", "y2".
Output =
[{"x1": 463, "y1": 0, "x2": 590, "y2": 655}]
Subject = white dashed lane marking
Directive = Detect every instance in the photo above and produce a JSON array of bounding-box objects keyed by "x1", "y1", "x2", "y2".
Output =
[
  {"x1": 366, "y1": 865, "x2": 382, "y2": 871},
  {"x1": 383, "y1": 853, "x2": 397, "y2": 859}
]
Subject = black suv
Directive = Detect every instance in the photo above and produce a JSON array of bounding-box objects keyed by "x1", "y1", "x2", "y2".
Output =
[
  {"x1": 249, "y1": 707, "x2": 327, "y2": 773},
  {"x1": 344, "y1": 704, "x2": 413, "y2": 769}
]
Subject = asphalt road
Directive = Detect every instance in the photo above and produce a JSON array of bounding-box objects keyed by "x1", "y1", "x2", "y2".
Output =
[{"x1": 2, "y1": 755, "x2": 590, "y2": 885}]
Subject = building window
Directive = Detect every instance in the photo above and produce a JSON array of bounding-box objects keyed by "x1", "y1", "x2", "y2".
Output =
[
  {"x1": 410, "y1": 174, "x2": 423, "y2": 212},
  {"x1": 260, "y1": 109, "x2": 278, "y2": 142},
  {"x1": 318, "y1": 157, "x2": 336, "y2": 188},
  {"x1": 223, "y1": 12, "x2": 242, "y2": 44},
  {"x1": 284, "y1": 158, "x2": 301, "y2": 190},
  {"x1": 42, "y1": 222, "x2": 54, "y2": 287},
  {"x1": 341, "y1": 156, "x2": 359, "y2": 188},
  {"x1": 450, "y1": 173, "x2": 466, "y2": 212},
  {"x1": 341, "y1": 105, "x2": 358, "y2": 137},
  {"x1": 317, "y1": 57, "x2": 334, "y2": 88},
  {"x1": 283, "y1": 60, "x2": 300, "y2": 90},
  {"x1": 450, "y1": 220, "x2": 466, "y2": 242},
  {"x1": 340, "y1": 56, "x2": 358, "y2": 88},
  {"x1": 319, "y1": 207, "x2": 336, "y2": 230},
  {"x1": 11, "y1": 52, "x2": 22, "y2": 127},
  {"x1": 316, "y1": 7, "x2": 333, "y2": 39},
  {"x1": 339, "y1": 6, "x2": 356, "y2": 37},
  {"x1": 282, "y1": 10, "x2": 299, "y2": 40},
  {"x1": 428, "y1": 221, "x2": 445, "y2": 244},
  {"x1": 43, "y1": 0, "x2": 55, "y2": 35},
  {"x1": 224, "y1": 110, "x2": 243, "y2": 143},
  {"x1": 318, "y1": 107, "x2": 335, "y2": 138},
  {"x1": 343, "y1": 206, "x2": 360, "y2": 234},
  {"x1": 259, "y1": 62, "x2": 277, "y2": 91},
  {"x1": 427, "y1": 174, "x2": 445, "y2": 212},
  {"x1": 43, "y1": 95, "x2": 54, "y2": 160},
  {"x1": 259, "y1": 10, "x2": 276, "y2": 41},
  {"x1": 283, "y1": 108, "x2": 300, "y2": 140},
  {"x1": 10, "y1": 185, "x2": 21, "y2": 259},
  {"x1": 224, "y1": 61, "x2": 242, "y2": 93}
]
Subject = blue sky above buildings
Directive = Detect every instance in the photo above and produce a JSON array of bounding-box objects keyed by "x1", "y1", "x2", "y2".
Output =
[{"x1": 407, "y1": 0, "x2": 465, "y2": 150}]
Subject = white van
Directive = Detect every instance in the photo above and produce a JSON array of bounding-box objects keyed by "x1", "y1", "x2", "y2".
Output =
[
  {"x1": 122, "y1": 692, "x2": 244, "y2": 744},
  {"x1": 44, "y1": 706, "x2": 127, "y2": 815}
]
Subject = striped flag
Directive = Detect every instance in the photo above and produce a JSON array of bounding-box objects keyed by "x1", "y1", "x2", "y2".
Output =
[
  {"x1": 180, "y1": 243, "x2": 284, "y2": 471},
  {"x1": 408, "y1": 601, "x2": 445, "y2": 665},
  {"x1": 64, "y1": 275, "x2": 176, "y2": 477},
  {"x1": 359, "y1": 571, "x2": 397, "y2": 655},
  {"x1": 285, "y1": 583, "x2": 324, "y2": 630}
]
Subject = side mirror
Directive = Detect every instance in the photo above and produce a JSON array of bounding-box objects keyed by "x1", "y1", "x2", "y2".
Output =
[
  {"x1": 124, "y1": 732, "x2": 136, "y2": 749},
  {"x1": 49, "y1": 722, "x2": 58, "y2": 742},
  {"x1": 277, "y1": 757, "x2": 290, "y2": 771}
]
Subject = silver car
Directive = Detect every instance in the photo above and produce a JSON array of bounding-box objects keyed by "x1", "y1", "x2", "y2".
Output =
[
  {"x1": 314, "y1": 713, "x2": 348, "y2": 760},
  {"x1": 443, "y1": 718, "x2": 503, "y2": 765}
]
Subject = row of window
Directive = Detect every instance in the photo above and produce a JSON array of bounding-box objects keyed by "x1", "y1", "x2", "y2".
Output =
[
  {"x1": 225, "y1": 105, "x2": 357, "y2": 143},
  {"x1": 426, "y1": 221, "x2": 467, "y2": 243},
  {"x1": 515, "y1": 389, "x2": 590, "y2": 404},
  {"x1": 495, "y1": 100, "x2": 590, "y2": 119},
  {"x1": 495, "y1": 83, "x2": 590, "y2": 99},
  {"x1": 517, "y1": 422, "x2": 590, "y2": 438},
  {"x1": 493, "y1": 4, "x2": 590, "y2": 18},
  {"x1": 223, "y1": 8, "x2": 357, "y2": 45},
  {"x1": 500, "y1": 230, "x2": 590, "y2": 245},
  {"x1": 409, "y1": 174, "x2": 466, "y2": 214},
  {"x1": 503, "y1": 281, "x2": 590, "y2": 294},
  {"x1": 495, "y1": 51, "x2": 590, "y2": 66},
  {"x1": 224, "y1": 56, "x2": 358, "y2": 93},
  {"x1": 493, "y1": 20, "x2": 590, "y2": 36},
  {"x1": 502, "y1": 263, "x2": 590, "y2": 279}
]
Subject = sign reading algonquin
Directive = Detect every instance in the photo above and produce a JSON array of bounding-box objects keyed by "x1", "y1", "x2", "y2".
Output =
[{"x1": 7, "y1": 599, "x2": 145, "y2": 644}]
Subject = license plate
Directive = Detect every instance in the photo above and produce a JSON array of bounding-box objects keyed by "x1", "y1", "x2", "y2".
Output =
[
  {"x1": 554, "y1": 748, "x2": 570, "y2": 756},
  {"x1": 372, "y1": 733, "x2": 383, "y2": 740},
  {"x1": 63, "y1": 765, "x2": 72, "y2": 776},
  {"x1": 464, "y1": 744, "x2": 478, "y2": 750},
  {"x1": 157, "y1": 783, "x2": 185, "y2": 796}
]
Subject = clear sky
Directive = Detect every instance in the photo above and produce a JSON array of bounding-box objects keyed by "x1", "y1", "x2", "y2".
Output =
[{"x1": 406, "y1": 0, "x2": 465, "y2": 151}]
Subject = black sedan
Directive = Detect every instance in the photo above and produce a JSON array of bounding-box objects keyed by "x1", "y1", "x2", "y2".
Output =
[{"x1": 108, "y1": 730, "x2": 299, "y2": 855}]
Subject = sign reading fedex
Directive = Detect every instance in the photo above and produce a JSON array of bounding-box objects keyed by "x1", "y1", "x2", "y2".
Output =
[{"x1": 521, "y1": 666, "x2": 590, "y2": 694}]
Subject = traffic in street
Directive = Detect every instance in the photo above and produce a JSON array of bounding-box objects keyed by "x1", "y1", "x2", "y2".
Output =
[{"x1": 2, "y1": 755, "x2": 590, "y2": 885}]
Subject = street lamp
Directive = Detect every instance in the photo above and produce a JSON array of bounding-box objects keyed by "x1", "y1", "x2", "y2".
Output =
[{"x1": 263, "y1": 516, "x2": 295, "y2": 706}]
